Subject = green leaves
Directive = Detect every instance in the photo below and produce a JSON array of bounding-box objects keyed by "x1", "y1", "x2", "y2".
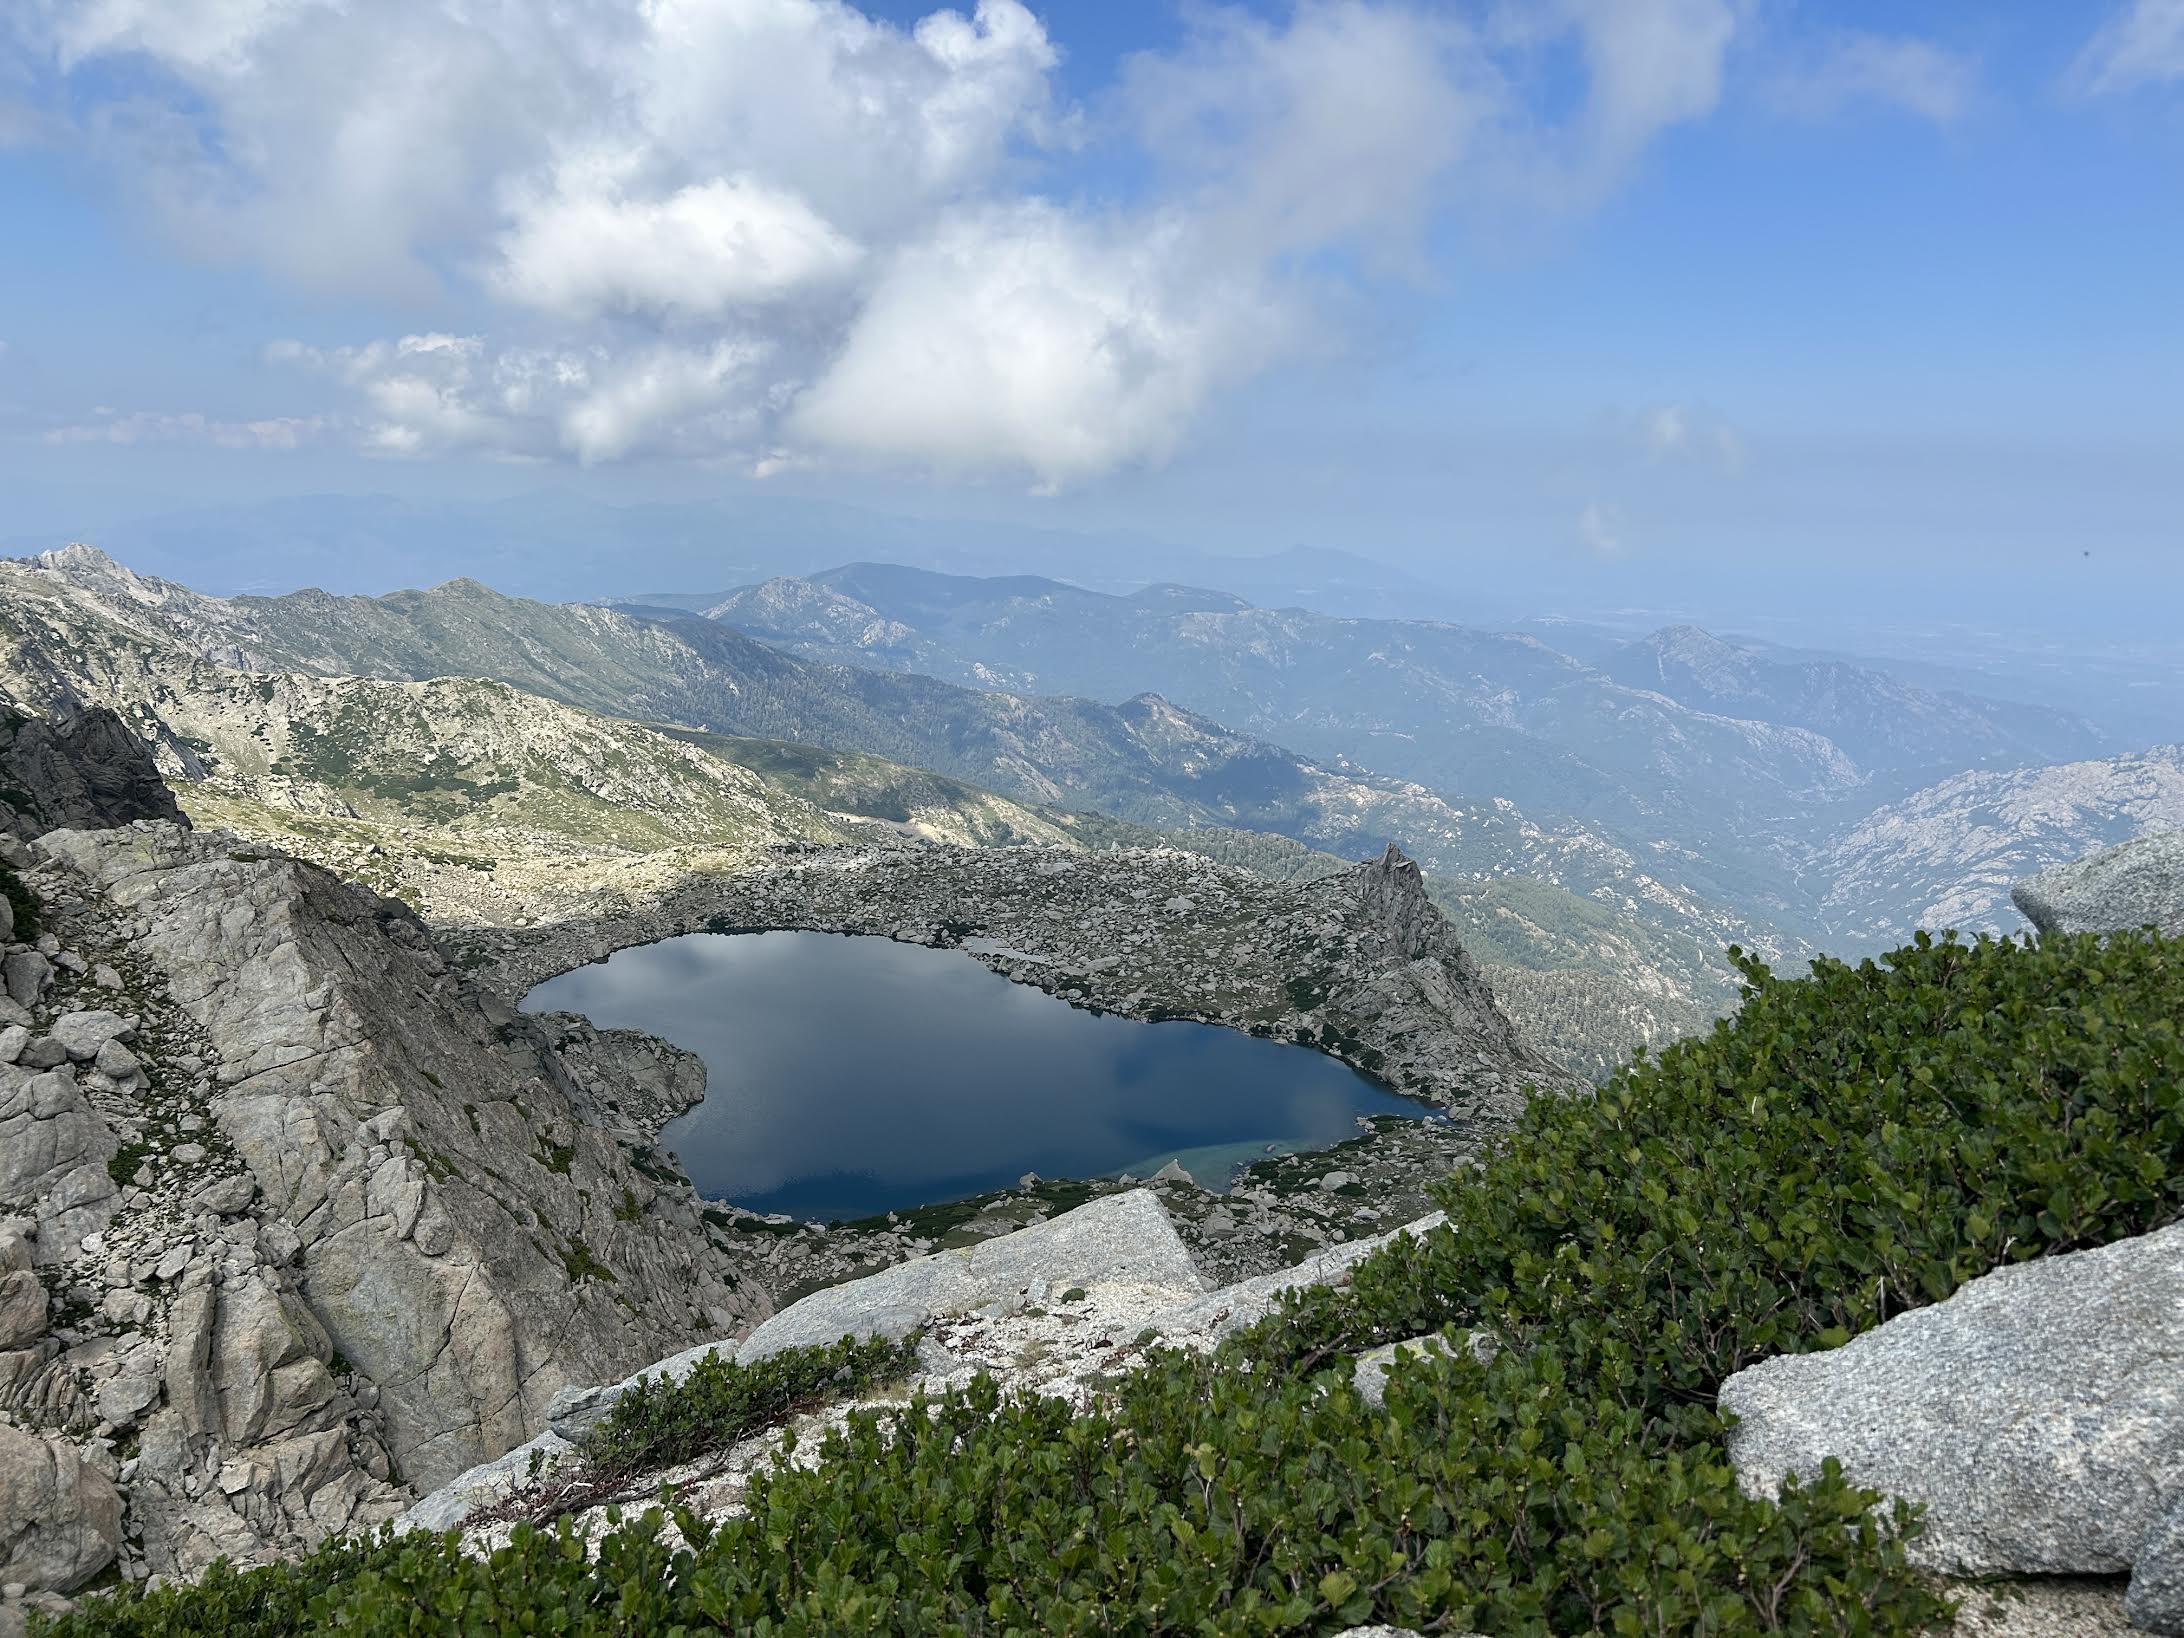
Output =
[{"x1": 42, "y1": 929, "x2": 2179, "y2": 1638}]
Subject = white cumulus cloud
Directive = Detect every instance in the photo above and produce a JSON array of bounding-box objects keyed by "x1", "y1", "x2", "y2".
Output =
[
  {"x1": 493, "y1": 170, "x2": 865, "y2": 323},
  {"x1": 14, "y1": 0, "x2": 1751, "y2": 485},
  {"x1": 791, "y1": 203, "x2": 1292, "y2": 488}
]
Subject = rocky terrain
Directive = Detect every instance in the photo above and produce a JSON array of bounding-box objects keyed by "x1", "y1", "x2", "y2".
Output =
[
  {"x1": 0, "y1": 816, "x2": 833, "y2": 1610},
  {"x1": 1601, "y1": 623, "x2": 2100, "y2": 777},
  {"x1": 397, "y1": 1190, "x2": 1454, "y2": 1543},
  {"x1": 1, "y1": 546, "x2": 1788, "y2": 1028},
  {"x1": 2014, "y1": 829, "x2": 2184, "y2": 938},
  {"x1": 1813, "y1": 746, "x2": 2184, "y2": 942},
  {"x1": 466, "y1": 841, "x2": 1567, "y2": 1126},
  {"x1": 0, "y1": 707, "x2": 182, "y2": 842},
  {"x1": 0, "y1": 693, "x2": 1562, "y2": 1631}
]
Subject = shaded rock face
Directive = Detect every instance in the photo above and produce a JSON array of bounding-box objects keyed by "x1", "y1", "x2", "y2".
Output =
[
  {"x1": 1352, "y1": 844, "x2": 1452, "y2": 966},
  {"x1": 2012, "y1": 829, "x2": 2184, "y2": 938},
  {"x1": 35, "y1": 824, "x2": 770, "y2": 1497},
  {"x1": 0, "y1": 819, "x2": 793, "y2": 1605},
  {"x1": 0, "y1": 704, "x2": 182, "y2": 842},
  {"x1": 1721, "y1": 1222, "x2": 2184, "y2": 1597}
]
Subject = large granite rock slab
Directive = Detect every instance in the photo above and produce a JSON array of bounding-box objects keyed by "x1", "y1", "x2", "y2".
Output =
[
  {"x1": 0, "y1": 1422, "x2": 121, "y2": 1592},
  {"x1": 2013, "y1": 830, "x2": 2184, "y2": 937},
  {"x1": 546, "y1": 1189, "x2": 1206, "y2": 1441},
  {"x1": 0, "y1": 1064, "x2": 118, "y2": 1265},
  {"x1": 1148, "y1": 1212, "x2": 1445, "y2": 1344},
  {"x1": 1721, "y1": 1222, "x2": 2184, "y2": 1584},
  {"x1": 415, "y1": 1192, "x2": 1211, "y2": 1529}
]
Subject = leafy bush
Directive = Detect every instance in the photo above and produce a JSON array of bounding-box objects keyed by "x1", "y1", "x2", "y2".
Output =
[
  {"x1": 577, "y1": 1332, "x2": 917, "y2": 1483},
  {"x1": 41, "y1": 930, "x2": 2182, "y2": 1636},
  {"x1": 1285, "y1": 930, "x2": 2184, "y2": 1429}
]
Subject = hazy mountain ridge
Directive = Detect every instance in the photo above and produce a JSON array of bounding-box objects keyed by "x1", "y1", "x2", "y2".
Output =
[
  {"x1": 706, "y1": 566, "x2": 1883, "y2": 839},
  {"x1": 1813, "y1": 746, "x2": 2184, "y2": 943},
  {"x1": 0, "y1": 547, "x2": 1764, "y2": 1070},
  {"x1": 1602, "y1": 623, "x2": 2104, "y2": 777},
  {"x1": 702, "y1": 565, "x2": 2112, "y2": 930},
  {"x1": 10, "y1": 548, "x2": 1779, "y2": 966}
]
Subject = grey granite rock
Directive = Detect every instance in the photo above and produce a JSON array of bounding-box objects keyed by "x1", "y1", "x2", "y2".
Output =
[
  {"x1": 1721, "y1": 1222, "x2": 2184, "y2": 1578},
  {"x1": 48, "y1": 1010, "x2": 132, "y2": 1063},
  {"x1": 37, "y1": 822, "x2": 769, "y2": 1494},
  {"x1": 1150, "y1": 1212, "x2": 1446, "y2": 1343},
  {"x1": 11, "y1": 1039, "x2": 62, "y2": 1072},
  {"x1": 549, "y1": 1190, "x2": 1205, "y2": 1442},
  {"x1": 0, "y1": 1271, "x2": 44, "y2": 1352},
  {"x1": 2013, "y1": 829, "x2": 2184, "y2": 937},
  {"x1": 0, "y1": 704, "x2": 182, "y2": 842},
  {"x1": 2127, "y1": 1492, "x2": 2184, "y2": 1635},
  {"x1": 91, "y1": 1037, "x2": 139, "y2": 1080},
  {"x1": 0, "y1": 1066, "x2": 118, "y2": 1264},
  {"x1": 0, "y1": 954, "x2": 47, "y2": 1010},
  {"x1": 397, "y1": 1428, "x2": 576, "y2": 1533},
  {"x1": 0, "y1": 1424, "x2": 120, "y2": 1593}
]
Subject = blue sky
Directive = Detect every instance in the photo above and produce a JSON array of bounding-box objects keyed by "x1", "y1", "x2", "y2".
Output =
[{"x1": 0, "y1": 0, "x2": 2179, "y2": 628}]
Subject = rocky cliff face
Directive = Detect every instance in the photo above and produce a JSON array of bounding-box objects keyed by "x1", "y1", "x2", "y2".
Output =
[
  {"x1": 0, "y1": 704, "x2": 182, "y2": 841},
  {"x1": 0, "y1": 820, "x2": 778, "y2": 1604},
  {"x1": 1814, "y1": 746, "x2": 2184, "y2": 944}
]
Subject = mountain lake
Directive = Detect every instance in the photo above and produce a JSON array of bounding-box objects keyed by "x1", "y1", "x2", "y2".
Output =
[{"x1": 521, "y1": 929, "x2": 1428, "y2": 1222}]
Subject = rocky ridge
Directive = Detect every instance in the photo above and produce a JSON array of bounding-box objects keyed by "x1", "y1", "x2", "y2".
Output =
[
  {"x1": 398, "y1": 1190, "x2": 1454, "y2": 1546},
  {"x1": 3, "y1": 546, "x2": 1792, "y2": 1000},
  {"x1": 466, "y1": 840, "x2": 1569, "y2": 1126},
  {"x1": 1815, "y1": 745, "x2": 2184, "y2": 943},
  {"x1": 2012, "y1": 828, "x2": 2184, "y2": 938},
  {"x1": 0, "y1": 819, "x2": 835, "y2": 1625}
]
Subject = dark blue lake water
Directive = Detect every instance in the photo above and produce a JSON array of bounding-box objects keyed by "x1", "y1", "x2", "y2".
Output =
[{"x1": 521, "y1": 930, "x2": 1425, "y2": 1222}]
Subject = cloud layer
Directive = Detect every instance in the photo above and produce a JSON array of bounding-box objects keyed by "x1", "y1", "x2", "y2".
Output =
[
  {"x1": 13, "y1": 0, "x2": 1757, "y2": 483},
  {"x1": 2070, "y1": 0, "x2": 2184, "y2": 96}
]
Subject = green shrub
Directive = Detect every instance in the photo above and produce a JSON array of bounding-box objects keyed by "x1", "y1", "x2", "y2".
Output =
[
  {"x1": 1283, "y1": 929, "x2": 2184, "y2": 1430},
  {"x1": 41, "y1": 931, "x2": 2181, "y2": 1637},
  {"x1": 577, "y1": 1331, "x2": 917, "y2": 1483}
]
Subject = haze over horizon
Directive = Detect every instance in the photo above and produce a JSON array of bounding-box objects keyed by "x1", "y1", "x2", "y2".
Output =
[{"x1": 3, "y1": 0, "x2": 2182, "y2": 644}]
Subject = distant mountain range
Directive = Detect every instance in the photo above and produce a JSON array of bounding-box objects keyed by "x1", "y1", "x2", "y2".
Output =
[
  {"x1": 9, "y1": 491, "x2": 1473, "y2": 620},
  {"x1": 1812, "y1": 747, "x2": 2184, "y2": 942},
  {"x1": 6, "y1": 543, "x2": 2175, "y2": 1081},
  {"x1": 0, "y1": 546, "x2": 1777, "y2": 1073},
  {"x1": 689, "y1": 563, "x2": 2113, "y2": 927}
]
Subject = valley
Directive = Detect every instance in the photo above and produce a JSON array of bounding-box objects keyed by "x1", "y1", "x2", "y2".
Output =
[
  {"x1": 5, "y1": 544, "x2": 2179, "y2": 1086},
  {"x1": 0, "y1": 544, "x2": 2175, "y2": 1634}
]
